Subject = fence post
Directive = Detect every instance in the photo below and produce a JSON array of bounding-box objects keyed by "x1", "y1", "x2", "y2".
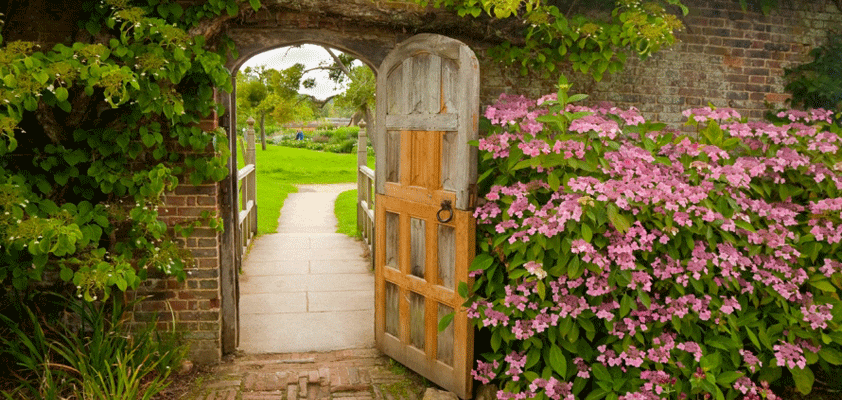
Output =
[
  {"x1": 245, "y1": 117, "x2": 256, "y2": 165},
  {"x1": 357, "y1": 121, "x2": 367, "y2": 238},
  {"x1": 246, "y1": 117, "x2": 257, "y2": 236}
]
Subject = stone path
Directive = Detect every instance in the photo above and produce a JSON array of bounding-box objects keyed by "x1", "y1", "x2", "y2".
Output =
[
  {"x1": 239, "y1": 183, "x2": 374, "y2": 353},
  {"x1": 189, "y1": 184, "x2": 430, "y2": 399}
]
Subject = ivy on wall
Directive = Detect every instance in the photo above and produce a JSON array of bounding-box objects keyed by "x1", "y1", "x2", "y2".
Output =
[
  {"x1": 0, "y1": 0, "x2": 260, "y2": 300},
  {"x1": 411, "y1": 0, "x2": 687, "y2": 81},
  {"x1": 784, "y1": 29, "x2": 842, "y2": 120}
]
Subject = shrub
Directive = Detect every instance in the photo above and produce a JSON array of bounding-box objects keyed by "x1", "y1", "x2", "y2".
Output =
[
  {"x1": 312, "y1": 134, "x2": 331, "y2": 143},
  {"x1": 0, "y1": 295, "x2": 186, "y2": 400},
  {"x1": 784, "y1": 30, "x2": 842, "y2": 120},
  {"x1": 468, "y1": 76, "x2": 842, "y2": 400}
]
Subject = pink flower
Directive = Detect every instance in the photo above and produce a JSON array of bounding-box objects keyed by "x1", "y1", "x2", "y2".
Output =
[{"x1": 773, "y1": 341, "x2": 807, "y2": 369}]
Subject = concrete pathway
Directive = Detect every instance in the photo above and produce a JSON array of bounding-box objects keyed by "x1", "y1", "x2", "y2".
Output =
[
  {"x1": 238, "y1": 183, "x2": 375, "y2": 353},
  {"x1": 187, "y1": 184, "x2": 433, "y2": 400}
]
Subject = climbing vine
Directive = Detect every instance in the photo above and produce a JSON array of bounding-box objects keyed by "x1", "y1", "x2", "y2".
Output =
[
  {"x1": 411, "y1": 0, "x2": 687, "y2": 81},
  {"x1": 0, "y1": 0, "x2": 259, "y2": 300}
]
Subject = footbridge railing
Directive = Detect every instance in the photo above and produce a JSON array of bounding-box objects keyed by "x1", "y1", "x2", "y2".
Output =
[
  {"x1": 357, "y1": 122, "x2": 375, "y2": 263},
  {"x1": 238, "y1": 118, "x2": 258, "y2": 257}
]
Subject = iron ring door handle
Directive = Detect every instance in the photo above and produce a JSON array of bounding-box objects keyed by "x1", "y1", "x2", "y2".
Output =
[{"x1": 436, "y1": 200, "x2": 453, "y2": 223}]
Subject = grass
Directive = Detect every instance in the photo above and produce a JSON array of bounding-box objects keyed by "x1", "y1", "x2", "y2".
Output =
[
  {"x1": 334, "y1": 189, "x2": 360, "y2": 237},
  {"x1": 238, "y1": 145, "x2": 374, "y2": 235}
]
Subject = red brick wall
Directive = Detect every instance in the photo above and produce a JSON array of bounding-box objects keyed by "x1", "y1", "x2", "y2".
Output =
[
  {"x1": 130, "y1": 113, "x2": 225, "y2": 364},
  {"x1": 479, "y1": 0, "x2": 841, "y2": 124}
]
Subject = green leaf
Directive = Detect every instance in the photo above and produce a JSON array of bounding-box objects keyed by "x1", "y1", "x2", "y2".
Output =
[
  {"x1": 735, "y1": 220, "x2": 755, "y2": 232},
  {"x1": 60, "y1": 267, "x2": 73, "y2": 282},
  {"x1": 582, "y1": 223, "x2": 593, "y2": 243},
  {"x1": 457, "y1": 281, "x2": 468, "y2": 298},
  {"x1": 471, "y1": 253, "x2": 494, "y2": 271},
  {"x1": 567, "y1": 94, "x2": 588, "y2": 103},
  {"x1": 548, "y1": 171, "x2": 560, "y2": 191},
  {"x1": 549, "y1": 345, "x2": 567, "y2": 378},
  {"x1": 790, "y1": 366, "x2": 814, "y2": 395},
  {"x1": 437, "y1": 312, "x2": 454, "y2": 332},
  {"x1": 168, "y1": 3, "x2": 184, "y2": 18},
  {"x1": 491, "y1": 330, "x2": 502, "y2": 352},
  {"x1": 607, "y1": 204, "x2": 630, "y2": 233},
  {"x1": 54, "y1": 87, "x2": 68, "y2": 102},
  {"x1": 226, "y1": 3, "x2": 238, "y2": 16},
  {"x1": 819, "y1": 347, "x2": 842, "y2": 365},
  {"x1": 592, "y1": 363, "x2": 612, "y2": 382},
  {"x1": 809, "y1": 279, "x2": 836, "y2": 293},
  {"x1": 249, "y1": 0, "x2": 261, "y2": 11},
  {"x1": 716, "y1": 371, "x2": 743, "y2": 385}
]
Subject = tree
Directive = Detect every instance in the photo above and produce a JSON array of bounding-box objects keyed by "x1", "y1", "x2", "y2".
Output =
[
  {"x1": 236, "y1": 64, "x2": 315, "y2": 149},
  {"x1": 333, "y1": 65, "x2": 375, "y2": 125},
  {"x1": 319, "y1": 47, "x2": 375, "y2": 126}
]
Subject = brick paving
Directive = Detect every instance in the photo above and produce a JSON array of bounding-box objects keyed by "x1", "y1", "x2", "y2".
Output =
[{"x1": 188, "y1": 348, "x2": 428, "y2": 400}]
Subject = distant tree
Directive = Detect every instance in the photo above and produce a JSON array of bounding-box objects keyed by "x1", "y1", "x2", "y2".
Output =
[
  {"x1": 236, "y1": 64, "x2": 315, "y2": 149},
  {"x1": 334, "y1": 65, "x2": 375, "y2": 125}
]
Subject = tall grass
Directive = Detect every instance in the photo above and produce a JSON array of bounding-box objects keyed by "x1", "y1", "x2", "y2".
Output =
[{"x1": 0, "y1": 296, "x2": 186, "y2": 400}]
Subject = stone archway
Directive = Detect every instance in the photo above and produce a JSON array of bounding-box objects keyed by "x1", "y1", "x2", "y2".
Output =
[
  {"x1": 209, "y1": 0, "x2": 507, "y2": 359},
  {"x1": 217, "y1": 33, "x2": 395, "y2": 354}
]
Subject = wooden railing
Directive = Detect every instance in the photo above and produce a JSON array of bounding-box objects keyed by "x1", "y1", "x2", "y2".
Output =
[
  {"x1": 357, "y1": 122, "x2": 375, "y2": 262},
  {"x1": 237, "y1": 118, "x2": 258, "y2": 258}
]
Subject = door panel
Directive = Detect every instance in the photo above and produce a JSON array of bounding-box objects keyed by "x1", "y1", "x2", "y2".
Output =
[{"x1": 374, "y1": 33, "x2": 478, "y2": 399}]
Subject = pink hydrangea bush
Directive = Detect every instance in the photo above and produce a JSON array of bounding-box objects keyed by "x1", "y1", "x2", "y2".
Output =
[{"x1": 468, "y1": 76, "x2": 842, "y2": 400}]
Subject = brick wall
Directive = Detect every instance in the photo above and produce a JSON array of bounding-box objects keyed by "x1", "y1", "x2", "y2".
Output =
[
  {"x1": 478, "y1": 0, "x2": 841, "y2": 124},
  {"x1": 129, "y1": 108, "x2": 225, "y2": 364},
  {"x1": 132, "y1": 180, "x2": 224, "y2": 364}
]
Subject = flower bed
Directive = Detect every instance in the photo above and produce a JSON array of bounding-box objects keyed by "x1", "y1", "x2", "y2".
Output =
[{"x1": 468, "y1": 76, "x2": 842, "y2": 400}]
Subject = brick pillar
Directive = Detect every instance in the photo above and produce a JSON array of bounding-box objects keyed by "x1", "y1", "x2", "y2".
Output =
[{"x1": 132, "y1": 93, "x2": 227, "y2": 364}]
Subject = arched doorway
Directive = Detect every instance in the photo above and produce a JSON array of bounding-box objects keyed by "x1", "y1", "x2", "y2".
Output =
[
  {"x1": 218, "y1": 28, "x2": 479, "y2": 398},
  {"x1": 218, "y1": 36, "x2": 386, "y2": 357}
]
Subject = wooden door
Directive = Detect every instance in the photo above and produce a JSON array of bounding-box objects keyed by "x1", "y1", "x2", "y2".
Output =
[{"x1": 374, "y1": 34, "x2": 479, "y2": 399}]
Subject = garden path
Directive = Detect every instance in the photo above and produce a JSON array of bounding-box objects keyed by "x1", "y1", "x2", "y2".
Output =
[
  {"x1": 187, "y1": 184, "x2": 439, "y2": 400},
  {"x1": 238, "y1": 183, "x2": 374, "y2": 353}
]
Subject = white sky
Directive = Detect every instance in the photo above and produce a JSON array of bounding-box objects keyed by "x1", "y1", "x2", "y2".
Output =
[{"x1": 239, "y1": 44, "x2": 363, "y2": 100}]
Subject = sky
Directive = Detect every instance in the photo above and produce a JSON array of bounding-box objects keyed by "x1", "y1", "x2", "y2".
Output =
[{"x1": 239, "y1": 44, "x2": 363, "y2": 100}]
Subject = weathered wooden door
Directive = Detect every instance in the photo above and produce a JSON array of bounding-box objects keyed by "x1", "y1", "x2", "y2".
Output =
[{"x1": 374, "y1": 34, "x2": 479, "y2": 399}]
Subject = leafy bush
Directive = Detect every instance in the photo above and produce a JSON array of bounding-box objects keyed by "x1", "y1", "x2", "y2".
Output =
[
  {"x1": 0, "y1": 0, "x2": 238, "y2": 299},
  {"x1": 310, "y1": 126, "x2": 360, "y2": 144},
  {"x1": 468, "y1": 76, "x2": 842, "y2": 400},
  {"x1": 0, "y1": 295, "x2": 186, "y2": 399},
  {"x1": 784, "y1": 30, "x2": 842, "y2": 119}
]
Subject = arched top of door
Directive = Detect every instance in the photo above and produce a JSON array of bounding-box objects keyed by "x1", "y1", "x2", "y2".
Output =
[{"x1": 226, "y1": 29, "x2": 395, "y2": 75}]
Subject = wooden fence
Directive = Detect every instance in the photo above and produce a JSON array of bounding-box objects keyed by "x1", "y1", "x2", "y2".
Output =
[
  {"x1": 238, "y1": 118, "x2": 258, "y2": 257},
  {"x1": 357, "y1": 122, "x2": 375, "y2": 263}
]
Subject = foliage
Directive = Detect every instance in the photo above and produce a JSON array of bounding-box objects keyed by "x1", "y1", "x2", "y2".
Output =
[
  {"x1": 272, "y1": 126, "x2": 364, "y2": 154},
  {"x1": 334, "y1": 66, "x2": 376, "y2": 118},
  {"x1": 0, "y1": 1, "x2": 245, "y2": 299},
  {"x1": 236, "y1": 64, "x2": 317, "y2": 146},
  {"x1": 784, "y1": 30, "x2": 842, "y2": 120},
  {"x1": 411, "y1": 0, "x2": 686, "y2": 81},
  {"x1": 0, "y1": 295, "x2": 187, "y2": 399},
  {"x1": 334, "y1": 189, "x2": 361, "y2": 238},
  {"x1": 468, "y1": 76, "x2": 842, "y2": 400}
]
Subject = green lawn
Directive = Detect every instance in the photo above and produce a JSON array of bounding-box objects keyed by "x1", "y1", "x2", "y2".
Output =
[
  {"x1": 238, "y1": 145, "x2": 374, "y2": 235},
  {"x1": 334, "y1": 189, "x2": 360, "y2": 237}
]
